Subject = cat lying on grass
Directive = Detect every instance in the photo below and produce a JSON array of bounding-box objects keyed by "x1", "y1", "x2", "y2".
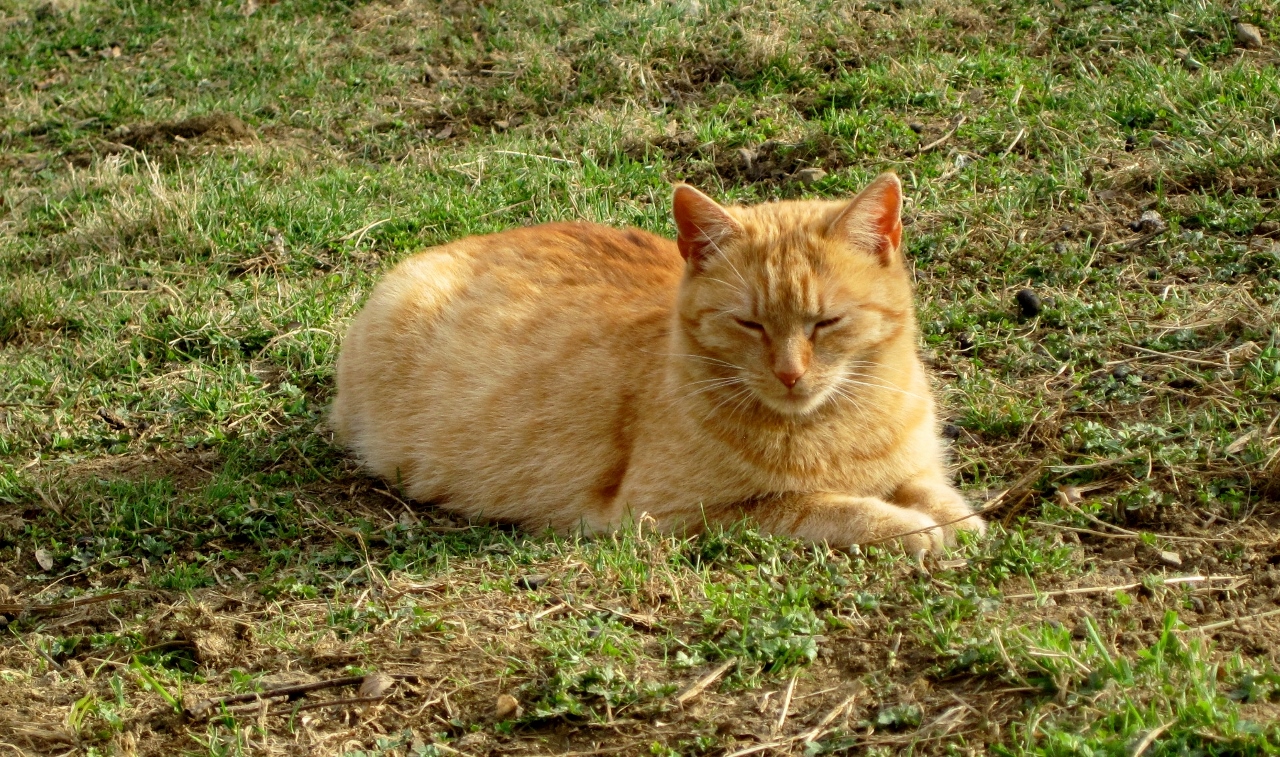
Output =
[{"x1": 332, "y1": 173, "x2": 984, "y2": 555}]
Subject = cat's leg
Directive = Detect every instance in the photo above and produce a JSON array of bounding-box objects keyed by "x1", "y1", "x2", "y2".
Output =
[
  {"x1": 890, "y1": 476, "x2": 986, "y2": 545},
  {"x1": 712, "y1": 492, "x2": 946, "y2": 556}
]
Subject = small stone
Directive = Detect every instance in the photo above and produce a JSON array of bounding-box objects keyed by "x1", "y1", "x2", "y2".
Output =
[
  {"x1": 908, "y1": 121, "x2": 925, "y2": 134},
  {"x1": 736, "y1": 147, "x2": 756, "y2": 171},
  {"x1": 1014, "y1": 288, "x2": 1042, "y2": 318},
  {"x1": 1175, "y1": 48, "x2": 1203, "y2": 70},
  {"x1": 1235, "y1": 22, "x2": 1264, "y2": 49},
  {"x1": 941, "y1": 423, "x2": 962, "y2": 440},
  {"x1": 34, "y1": 548, "x2": 54, "y2": 572},
  {"x1": 793, "y1": 167, "x2": 827, "y2": 186},
  {"x1": 1111, "y1": 364, "x2": 1131, "y2": 380},
  {"x1": 1157, "y1": 550, "x2": 1182, "y2": 568},
  {"x1": 1129, "y1": 210, "x2": 1167, "y2": 234},
  {"x1": 1053, "y1": 241, "x2": 1067, "y2": 255},
  {"x1": 1189, "y1": 596, "x2": 1206, "y2": 613},
  {"x1": 494, "y1": 693, "x2": 521, "y2": 720},
  {"x1": 516, "y1": 574, "x2": 549, "y2": 590}
]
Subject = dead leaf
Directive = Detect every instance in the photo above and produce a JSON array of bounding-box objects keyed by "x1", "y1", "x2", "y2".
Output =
[
  {"x1": 359, "y1": 673, "x2": 395, "y2": 698},
  {"x1": 1057, "y1": 486, "x2": 1084, "y2": 505},
  {"x1": 35, "y1": 548, "x2": 54, "y2": 572},
  {"x1": 1225, "y1": 431, "x2": 1255, "y2": 455}
]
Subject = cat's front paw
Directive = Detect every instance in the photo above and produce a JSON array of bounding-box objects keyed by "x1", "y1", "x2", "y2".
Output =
[
  {"x1": 874, "y1": 508, "x2": 944, "y2": 558},
  {"x1": 935, "y1": 504, "x2": 986, "y2": 546}
]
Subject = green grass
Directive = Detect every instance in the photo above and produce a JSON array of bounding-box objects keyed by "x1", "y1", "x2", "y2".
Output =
[{"x1": 3, "y1": 0, "x2": 1280, "y2": 754}]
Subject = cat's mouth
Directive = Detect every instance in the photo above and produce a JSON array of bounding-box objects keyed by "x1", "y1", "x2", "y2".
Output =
[{"x1": 759, "y1": 383, "x2": 830, "y2": 416}]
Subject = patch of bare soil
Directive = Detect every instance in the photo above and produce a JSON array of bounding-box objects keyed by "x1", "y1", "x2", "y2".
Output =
[
  {"x1": 621, "y1": 131, "x2": 850, "y2": 188},
  {"x1": 60, "y1": 113, "x2": 256, "y2": 166},
  {"x1": 112, "y1": 113, "x2": 255, "y2": 149}
]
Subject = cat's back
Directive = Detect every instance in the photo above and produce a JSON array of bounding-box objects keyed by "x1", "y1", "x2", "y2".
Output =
[
  {"x1": 332, "y1": 221, "x2": 682, "y2": 522},
  {"x1": 446, "y1": 221, "x2": 681, "y2": 299}
]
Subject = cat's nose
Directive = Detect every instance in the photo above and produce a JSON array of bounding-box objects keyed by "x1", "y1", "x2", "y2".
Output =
[{"x1": 775, "y1": 367, "x2": 805, "y2": 388}]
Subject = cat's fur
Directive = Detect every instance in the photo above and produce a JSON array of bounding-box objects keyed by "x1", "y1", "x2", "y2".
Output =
[{"x1": 332, "y1": 173, "x2": 984, "y2": 553}]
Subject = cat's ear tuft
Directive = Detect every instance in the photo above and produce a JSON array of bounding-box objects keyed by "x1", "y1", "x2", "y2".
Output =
[
  {"x1": 828, "y1": 172, "x2": 904, "y2": 266},
  {"x1": 672, "y1": 184, "x2": 742, "y2": 268}
]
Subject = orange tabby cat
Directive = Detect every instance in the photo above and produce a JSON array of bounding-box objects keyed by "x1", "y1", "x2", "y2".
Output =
[{"x1": 332, "y1": 173, "x2": 984, "y2": 554}]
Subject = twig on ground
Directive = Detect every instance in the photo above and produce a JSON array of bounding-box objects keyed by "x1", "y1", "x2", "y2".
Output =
[
  {"x1": 675, "y1": 659, "x2": 736, "y2": 706},
  {"x1": 1120, "y1": 343, "x2": 1228, "y2": 368},
  {"x1": 581, "y1": 603, "x2": 660, "y2": 632},
  {"x1": 1004, "y1": 574, "x2": 1240, "y2": 601},
  {"x1": 1187, "y1": 606, "x2": 1280, "y2": 634},
  {"x1": 186, "y1": 673, "x2": 423, "y2": 719},
  {"x1": 915, "y1": 117, "x2": 966, "y2": 154},
  {"x1": 1131, "y1": 721, "x2": 1176, "y2": 757},
  {"x1": 0, "y1": 590, "x2": 142, "y2": 618},
  {"x1": 774, "y1": 673, "x2": 797, "y2": 734},
  {"x1": 1105, "y1": 230, "x2": 1164, "y2": 252},
  {"x1": 795, "y1": 684, "x2": 864, "y2": 743},
  {"x1": 492, "y1": 150, "x2": 578, "y2": 165},
  {"x1": 999, "y1": 128, "x2": 1025, "y2": 158},
  {"x1": 726, "y1": 684, "x2": 865, "y2": 756}
]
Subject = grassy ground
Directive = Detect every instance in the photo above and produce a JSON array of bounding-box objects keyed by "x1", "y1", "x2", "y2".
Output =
[{"x1": 2, "y1": 0, "x2": 1280, "y2": 753}]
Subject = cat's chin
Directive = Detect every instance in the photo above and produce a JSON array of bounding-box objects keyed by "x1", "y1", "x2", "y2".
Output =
[{"x1": 758, "y1": 389, "x2": 828, "y2": 418}]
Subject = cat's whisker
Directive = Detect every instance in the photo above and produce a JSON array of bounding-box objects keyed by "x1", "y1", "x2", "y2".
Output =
[
  {"x1": 828, "y1": 385, "x2": 863, "y2": 409},
  {"x1": 671, "y1": 377, "x2": 748, "y2": 401},
  {"x1": 660, "y1": 381, "x2": 734, "y2": 401},
  {"x1": 844, "y1": 369, "x2": 919, "y2": 389},
  {"x1": 724, "y1": 388, "x2": 759, "y2": 422},
  {"x1": 641, "y1": 350, "x2": 744, "y2": 369},
  {"x1": 703, "y1": 386, "x2": 754, "y2": 422},
  {"x1": 836, "y1": 376, "x2": 926, "y2": 401},
  {"x1": 843, "y1": 360, "x2": 911, "y2": 377}
]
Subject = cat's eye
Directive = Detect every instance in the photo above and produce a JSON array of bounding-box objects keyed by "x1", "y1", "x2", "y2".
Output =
[
  {"x1": 815, "y1": 317, "x2": 842, "y2": 329},
  {"x1": 735, "y1": 318, "x2": 765, "y2": 332}
]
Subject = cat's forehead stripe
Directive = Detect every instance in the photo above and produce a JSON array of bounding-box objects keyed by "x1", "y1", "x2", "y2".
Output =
[{"x1": 746, "y1": 231, "x2": 822, "y2": 315}]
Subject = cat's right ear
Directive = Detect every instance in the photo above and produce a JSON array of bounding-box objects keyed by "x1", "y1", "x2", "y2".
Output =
[{"x1": 672, "y1": 184, "x2": 742, "y2": 269}]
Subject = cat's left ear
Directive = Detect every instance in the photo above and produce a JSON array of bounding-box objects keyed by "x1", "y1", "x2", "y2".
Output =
[{"x1": 827, "y1": 172, "x2": 903, "y2": 266}]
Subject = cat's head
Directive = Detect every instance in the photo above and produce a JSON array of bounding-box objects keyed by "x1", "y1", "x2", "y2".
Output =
[{"x1": 672, "y1": 173, "x2": 917, "y2": 418}]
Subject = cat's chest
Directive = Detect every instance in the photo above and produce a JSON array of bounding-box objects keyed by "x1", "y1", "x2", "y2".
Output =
[
  {"x1": 737, "y1": 428, "x2": 909, "y2": 490},
  {"x1": 669, "y1": 416, "x2": 917, "y2": 498}
]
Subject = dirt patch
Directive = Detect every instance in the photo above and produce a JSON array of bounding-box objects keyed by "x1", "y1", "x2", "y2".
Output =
[
  {"x1": 622, "y1": 131, "x2": 851, "y2": 188},
  {"x1": 111, "y1": 113, "x2": 255, "y2": 149},
  {"x1": 58, "y1": 113, "x2": 257, "y2": 166}
]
